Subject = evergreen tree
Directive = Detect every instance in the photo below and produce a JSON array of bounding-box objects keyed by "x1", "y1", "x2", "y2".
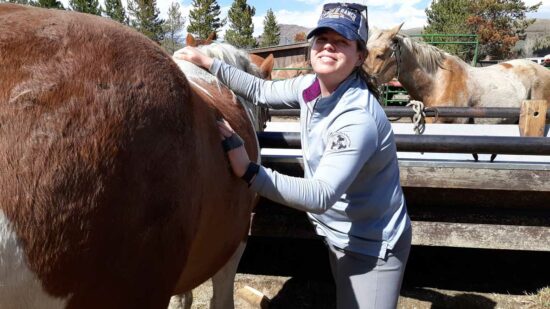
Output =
[
  {"x1": 127, "y1": 0, "x2": 165, "y2": 43},
  {"x1": 70, "y1": 0, "x2": 101, "y2": 15},
  {"x1": 6, "y1": 0, "x2": 32, "y2": 5},
  {"x1": 424, "y1": 0, "x2": 473, "y2": 62},
  {"x1": 161, "y1": 1, "x2": 186, "y2": 54},
  {"x1": 260, "y1": 8, "x2": 280, "y2": 47},
  {"x1": 104, "y1": 0, "x2": 128, "y2": 25},
  {"x1": 187, "y1": 0, "x2": 225, "y2": 40},
  {"x1": 34, "y1": 0, "x2": 64, "y2": 9},
  {"x1": 224, "y1": 0, "x2": 256, "y2": 48}
]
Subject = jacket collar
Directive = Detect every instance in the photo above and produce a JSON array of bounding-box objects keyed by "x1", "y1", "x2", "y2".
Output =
[{"x1": 302, "y1": 71, "x2": 361, "y2": 104}]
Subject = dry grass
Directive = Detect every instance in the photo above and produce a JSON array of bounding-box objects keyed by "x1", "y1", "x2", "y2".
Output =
[{"x1": 521, "y1": 286, "x2": 550, "y2": 309}]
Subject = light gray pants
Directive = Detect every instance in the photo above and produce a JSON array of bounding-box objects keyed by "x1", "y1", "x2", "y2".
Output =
[{"x1": 326, "y1": 227, "x2": 412, "y2": 309}]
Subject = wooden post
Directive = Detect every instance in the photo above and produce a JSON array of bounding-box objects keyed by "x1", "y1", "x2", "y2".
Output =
[{"x1": 519, "y1": 100, "x2": 547, "y2": 137}]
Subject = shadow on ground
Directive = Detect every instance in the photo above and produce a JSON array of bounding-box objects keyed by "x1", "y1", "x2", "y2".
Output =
[{"x1": 238, "y1": 237, "x2": 550, "y2": 308}]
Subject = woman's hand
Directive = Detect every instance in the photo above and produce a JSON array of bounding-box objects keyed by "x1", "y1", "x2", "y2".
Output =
[
  {"x1": 173, "y1": 47, "x2": 214, "y2": 70},
  {"x1": 218, "y1": 119, "x2": 251, "y2": 178}
]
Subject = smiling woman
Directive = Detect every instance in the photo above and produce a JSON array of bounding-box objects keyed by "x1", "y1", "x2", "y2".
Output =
[{"x1": 176, "y1": 2, "x2": 411, "y2": 309}]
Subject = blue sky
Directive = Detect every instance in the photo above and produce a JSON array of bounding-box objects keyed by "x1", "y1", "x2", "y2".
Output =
[
  {"x1": 60, "y1": 0, "x2": 550, "y2": 37},
  {"x1": 166, "y1": 0, "x2": 550, "y2": 37}
]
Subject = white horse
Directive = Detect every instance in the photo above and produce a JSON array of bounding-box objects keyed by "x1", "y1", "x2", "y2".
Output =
[{"x1": 364, "y1": 24, "x2": 550, "y2": 123}]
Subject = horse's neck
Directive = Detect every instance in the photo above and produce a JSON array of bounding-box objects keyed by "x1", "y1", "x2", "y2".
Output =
[
  {"x1": 172, "y1": 53, "x2": 261, "y2": 132},
  {"x1": 396, "y1": 42, "x2": 434, "y2": 101}
]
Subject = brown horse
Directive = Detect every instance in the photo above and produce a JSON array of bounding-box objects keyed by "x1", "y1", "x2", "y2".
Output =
[
  {"x1": 185, "y1": 32, "x2": 217, "y2": 47},
  {"x1": 171, "y1": 39, "x2": 273, "y2": 309},
  {"x1": 364, "y1": 24, "x2": 550, "y2": 123},
  {"x1": 0, "y1": 4, "x2": 258, "y2": 308}
]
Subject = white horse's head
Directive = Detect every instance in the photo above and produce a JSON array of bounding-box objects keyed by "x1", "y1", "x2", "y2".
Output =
[{"x1": 364, "y1": 23, "x2": 403, "y2": 85}]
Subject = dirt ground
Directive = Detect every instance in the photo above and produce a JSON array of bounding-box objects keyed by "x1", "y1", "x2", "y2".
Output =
[
  {"x1": 183, "y1": 238, "x2": 550, "y2": 309},
  {"x1": 187, "y1": 274, "x2": 543, "y2": 309}
]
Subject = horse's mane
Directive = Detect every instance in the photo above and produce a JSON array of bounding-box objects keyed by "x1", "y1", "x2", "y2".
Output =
[
  {"x1": 198, "y1": 42, "x2": 262, "y2": 77},
  {"x1": 396, "y1": 34, "x2": 451, "y2": 74}
]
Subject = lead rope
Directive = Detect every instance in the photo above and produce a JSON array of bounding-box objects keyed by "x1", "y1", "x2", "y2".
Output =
[{"x1": 406, "y1": 100, "x2": 426, "y2": 135}]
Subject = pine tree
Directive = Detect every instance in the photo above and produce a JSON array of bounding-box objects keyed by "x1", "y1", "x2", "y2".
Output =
[
  {"x1": 260, "y1": 8, "x2": 280, "y2": 47},
  {"x1": 34, "y1": 0, "x2": 64, "y2": 9},
  {"x1": 424, "y1": 0, "x2": 473, "y2": 62},
  {"x1": 104, "y1": 0, "x2": 128, "y2": 25},
  {"x1": 127, "y1": 0, "x2": 165, "y2": 43},
  {"x1": 6, "y1": 0, "x2": 32, "y2": 5},
  {"x1": 224, "y1": 0, "x2": 256, "y2": 48},
  {"x1": 161, "y1": 1, "x2": 186, "y2": 54},
  {"x1": 187, "y1": 0, "x2": 225, "y2": 40},
  {"x1": 70, "y1": 0, "x2": 101, "y2": 15}
]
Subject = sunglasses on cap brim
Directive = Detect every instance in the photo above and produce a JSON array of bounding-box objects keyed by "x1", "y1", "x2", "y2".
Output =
[{"x1": 322, "y1": 3, "x2": 368, "y2": 14}]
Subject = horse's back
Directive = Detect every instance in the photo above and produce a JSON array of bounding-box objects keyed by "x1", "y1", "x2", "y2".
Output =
[
  {"x1": 467, "y1": 59, "x2": 550, "y2": 108},
  {"x1": 0, "y1": 4, "x2": 200, "y2": 308}
]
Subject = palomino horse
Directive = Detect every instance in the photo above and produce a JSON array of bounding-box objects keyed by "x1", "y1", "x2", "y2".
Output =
[
  {"x1": 364, "y1": 24, "x2": 550, "y2": 123},
  {"x1": 0, "y1": 4, "x2": 259, "y2": 308},
  {"x1": 271, "y1": 60, "x2": 313, "y2": 80},
  {"x1": 169, "y1": 39, "x2": 273, "y2": 309}
]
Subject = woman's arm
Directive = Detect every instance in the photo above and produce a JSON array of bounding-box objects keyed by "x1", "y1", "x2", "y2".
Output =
[
  {"x1": 220, "y1": 108, "x2": 379, "y2": 214},
  {"x1": 175, "y1": 47, "x2": 305, "y2": 109}
]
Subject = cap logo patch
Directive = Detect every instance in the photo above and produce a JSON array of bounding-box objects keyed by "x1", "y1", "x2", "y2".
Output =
[
  {"x1": 327, "y1": 132, "x2": 351, "y2": 151},
  {"x1": 322, "y1": 7, "x2": 357, "y2": 22}
]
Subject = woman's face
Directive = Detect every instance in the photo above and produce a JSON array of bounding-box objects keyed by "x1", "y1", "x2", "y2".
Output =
[{"x1": 310, "y1": 29, "x2": 364, "y2": 83}]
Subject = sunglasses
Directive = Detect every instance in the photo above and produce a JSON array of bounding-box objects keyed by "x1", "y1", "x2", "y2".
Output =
[{"x1": 322, "y1": 3, "x2": 368, "y2": 15}]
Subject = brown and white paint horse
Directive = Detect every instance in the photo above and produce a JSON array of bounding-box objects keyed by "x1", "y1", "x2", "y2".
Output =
[
  {"x1": 0, "y1": 4, "x2": 263, "y2": 308},
  {"x1": 169, "y1": 38, "x2": 273, "y2": 309},
  {"x1": 364, "y1": 24, "x2": 550, "y2": 123}
]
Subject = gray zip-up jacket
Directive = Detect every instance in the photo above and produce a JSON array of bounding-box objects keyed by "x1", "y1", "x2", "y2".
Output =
[{"x1": 210, "y1": 59, "x2": 410, "y2": 258}]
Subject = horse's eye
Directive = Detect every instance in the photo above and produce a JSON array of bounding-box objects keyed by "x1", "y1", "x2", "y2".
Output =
[{"x1": 376, "y1": 54, "x2": 384, "y2": 60}]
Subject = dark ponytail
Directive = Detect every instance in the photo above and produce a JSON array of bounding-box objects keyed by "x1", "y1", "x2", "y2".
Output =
[{"x1": 356, "y1": 41, "x2": 381, "y2": 101}]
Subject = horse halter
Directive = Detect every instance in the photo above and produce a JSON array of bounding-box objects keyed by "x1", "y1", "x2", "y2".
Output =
[{"x1": 390, "y1": 39, "x2": 401, "y2": 80}]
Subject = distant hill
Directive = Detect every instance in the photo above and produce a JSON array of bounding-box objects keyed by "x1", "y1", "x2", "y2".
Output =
[{"x1": 277, "y1": 24, "x2": 312, "y2": 45}]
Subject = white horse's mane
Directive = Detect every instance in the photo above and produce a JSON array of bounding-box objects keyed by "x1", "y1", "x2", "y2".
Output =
[
  {"x1": 172, "y1": 41, "x2": 265, "y2": 134},
  {"x1": 197, "y1": 42, "x2": 262, "y2": 77},
  {"x1": 396, "y1": 34, "x2": 451, "y2": 74}
]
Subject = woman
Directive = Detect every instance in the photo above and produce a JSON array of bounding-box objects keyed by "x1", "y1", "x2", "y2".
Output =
[{"x1": 177, "y1": 3, "x2": 411, "y2": 308}]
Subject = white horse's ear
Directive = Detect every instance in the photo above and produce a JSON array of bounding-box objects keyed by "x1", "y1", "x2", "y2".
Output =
[
  {"x1": 368, "y1": 25, "x2": 380, "y2": 40},
  {"x1": 389, "y1": 22, "x2": 404, "y2": 37}
]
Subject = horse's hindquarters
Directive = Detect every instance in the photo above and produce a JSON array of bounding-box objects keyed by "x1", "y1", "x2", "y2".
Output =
[{"x1": 0, "y1": 5, "x2": 199, "y2": 308}]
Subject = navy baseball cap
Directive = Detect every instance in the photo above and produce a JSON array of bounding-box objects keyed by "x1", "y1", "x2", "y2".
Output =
[{"x1": 307, "y1": 3, "x2": 369, "y2": 44}]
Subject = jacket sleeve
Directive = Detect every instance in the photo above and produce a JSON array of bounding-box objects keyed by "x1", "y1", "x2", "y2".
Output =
[
  {"x1": 210, "y1": 59, "x2": 305, "y2": 109},
  {"x1": 250, "y1": 108, "x2": 379, "y2": 214}
]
